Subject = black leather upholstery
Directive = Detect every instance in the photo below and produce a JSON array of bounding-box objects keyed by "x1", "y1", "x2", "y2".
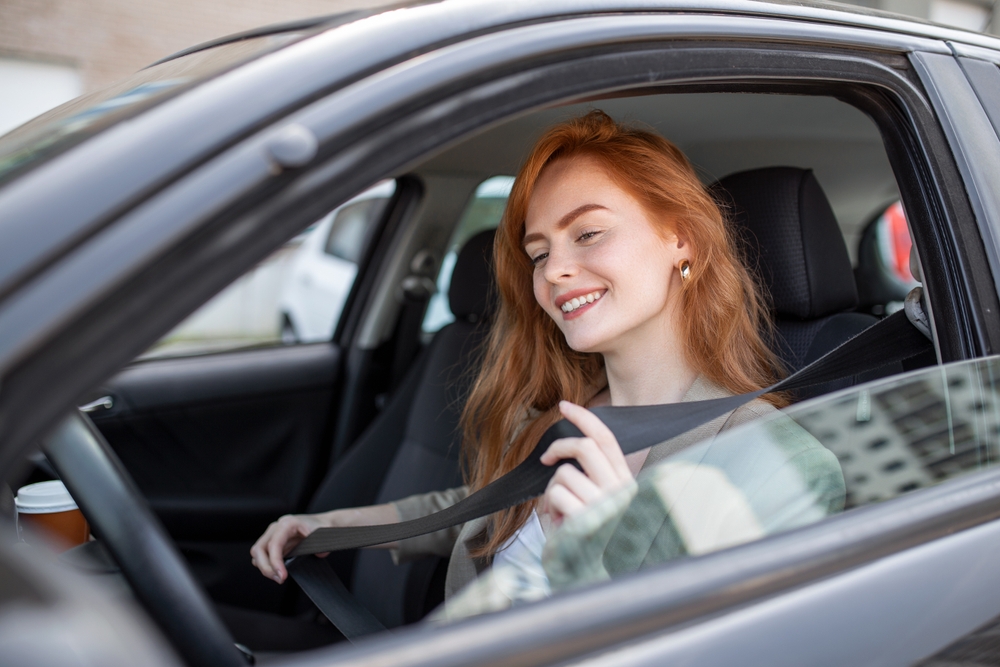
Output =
[
  {"x1": 308, "y1": 229, "x2": 495, "y2": 627},
  {"x1": 448, "y1": 229, "x2": 497, "y2": 321},
  {"x1": 714, "y1": 167, "x2": 879, "y2": 391}
]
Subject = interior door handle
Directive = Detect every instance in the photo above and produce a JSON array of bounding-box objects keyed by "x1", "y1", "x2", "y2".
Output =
[{"x1": 79, "y1": 396, "x2": 114, "y2": 413}]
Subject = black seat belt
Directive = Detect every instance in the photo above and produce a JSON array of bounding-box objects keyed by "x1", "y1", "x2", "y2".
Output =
[
  {"x1": 292, "y1": 310, "x2": 931, "y2": 557},
  {"x1": 288, "y1": 310, "x2": 932, "y2": 636},
  {"x1": 285, "y1": 557, "x2": 386, "y2": 640}
]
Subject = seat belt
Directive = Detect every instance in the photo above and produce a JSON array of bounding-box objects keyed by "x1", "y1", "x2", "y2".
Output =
[
  {"x1": 291, "y1": 309, "x2": 932, "y2": 557},
  {"x1": 285, "y1": 557, "x2": 386, "y2": 641}
]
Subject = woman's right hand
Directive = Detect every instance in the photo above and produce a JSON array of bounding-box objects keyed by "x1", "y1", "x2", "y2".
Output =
[{"x1": 250, "y1": 513, "x2": 327, "y2": 584}]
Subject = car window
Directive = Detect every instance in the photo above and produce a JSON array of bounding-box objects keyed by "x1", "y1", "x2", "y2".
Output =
[
  {"x1": 441, "y1": 355, "x2": 1000, "y2": 619},
  {"x1": 141, "y1": 180, "x2": 395, "y2": 358},
  {"x1": 324, "y1": 197, "x2": 390, "y2": 263},
  {"x1": 0, "y1": 31, "x2": 308, "y2": 186},
  {"x1": 423, "y1": 176, "x2": 513, "y2": 333}
]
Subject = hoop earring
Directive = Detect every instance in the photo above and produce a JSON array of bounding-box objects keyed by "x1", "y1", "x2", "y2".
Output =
[{"x1": 679, "y1": 259, "x2": 692, "y2": 284}]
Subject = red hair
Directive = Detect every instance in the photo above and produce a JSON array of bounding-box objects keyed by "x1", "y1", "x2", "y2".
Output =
[{"x1": 461, "y1": 110, "x2": 785, "y2": 556}]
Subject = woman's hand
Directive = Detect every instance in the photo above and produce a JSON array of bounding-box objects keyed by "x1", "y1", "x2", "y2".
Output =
[
  {"x1": 250, "y1": 513, "x2": 328, "y2": 584},
  {"x1": 540, "y1": 400, "x2": 635, "y2": 525}
]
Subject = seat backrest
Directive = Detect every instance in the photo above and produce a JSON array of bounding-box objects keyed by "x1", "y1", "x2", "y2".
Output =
[
  {"x1": 713, "y1": 167, "x2": 880, "y2": 397},
  {"x1": 308, "y1": 229, "x2": 496, "y2": 628}
]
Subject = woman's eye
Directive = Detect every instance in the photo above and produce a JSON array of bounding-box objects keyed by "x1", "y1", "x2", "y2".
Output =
[
  {"x1": 577, "y1": 230, "x2": 600, "y2": 242},
  {"x1": 530, "y1": 252, "x2": 548, "y2": 266}
]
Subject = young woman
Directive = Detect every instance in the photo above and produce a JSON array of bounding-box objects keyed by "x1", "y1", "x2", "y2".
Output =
[{"x1": 251, "y1": 110, "x2": 786, "y2": 603}]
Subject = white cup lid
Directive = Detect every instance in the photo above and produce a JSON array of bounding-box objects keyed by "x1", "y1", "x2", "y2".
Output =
[{"x1": 15, "y1": 480, "x2": 79, "y2": 514}]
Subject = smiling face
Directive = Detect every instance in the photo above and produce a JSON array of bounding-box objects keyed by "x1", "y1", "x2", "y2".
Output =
[{"x1": 523, "y1": 155, "x2": 690, "y2": 357}]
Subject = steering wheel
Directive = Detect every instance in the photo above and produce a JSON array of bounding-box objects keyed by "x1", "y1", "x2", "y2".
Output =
[{"x1": 43, "y1": 412, "x2": 248, "y2": 667}]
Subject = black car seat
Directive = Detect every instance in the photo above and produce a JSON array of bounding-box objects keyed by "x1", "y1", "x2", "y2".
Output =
[
  {"x1": 713, "y1": 167, "x2": 886, "y2": 398},
  {"x1": 305, "y1": 228, "x2": 496, "y2": 628}
]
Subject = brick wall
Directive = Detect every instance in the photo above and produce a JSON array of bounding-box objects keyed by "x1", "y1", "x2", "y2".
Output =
[{"x1": 0, "y1": 0, "x2": 395, "y2": 93}]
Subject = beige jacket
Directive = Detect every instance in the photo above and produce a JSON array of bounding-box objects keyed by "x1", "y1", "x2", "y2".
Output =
[{"x1": 390, "y1": 376, "x2": 777, "y2": 599}]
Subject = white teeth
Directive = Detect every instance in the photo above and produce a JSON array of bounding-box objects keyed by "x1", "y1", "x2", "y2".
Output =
[{"x1": 560, "y1": 291, "x2": 604, "y2": 313}]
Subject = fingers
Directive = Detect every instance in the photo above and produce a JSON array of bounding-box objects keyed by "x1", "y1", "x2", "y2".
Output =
[
  {"x1": 541, "y1": 437, "x2": 625, "y2": 489},
  {"x1": 250, "y1": 515, "x2": 315, "y2": 584},
  {"x1": 556, "y1": 401, "x2": 632, "y2": 479},
  {"x1": 545, "y1": 475, "x2": 587, "y2": 525},
  {"x1": 539, "y1": 401, "x2": 635, "y2": 525},
  {"x1": 549, "y1": 462, "x2": 604, "y2": 505}
]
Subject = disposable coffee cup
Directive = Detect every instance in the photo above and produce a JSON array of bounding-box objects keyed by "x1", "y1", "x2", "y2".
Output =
[{"x1": 15, "y1": 480, "x2": 89, "y2": 551}]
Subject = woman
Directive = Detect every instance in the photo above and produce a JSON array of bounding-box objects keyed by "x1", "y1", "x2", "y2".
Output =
[{"x1": 251, "y1": 110, "x2": 787, "y2": 602}]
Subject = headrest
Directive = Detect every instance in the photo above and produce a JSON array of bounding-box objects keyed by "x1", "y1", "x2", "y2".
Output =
[
  {"x1": 713, "y1": 167, "x2": 858, "y2": 320},
  {"x1": 448, "y1": 228, "x2": 496, "y2": 321}
]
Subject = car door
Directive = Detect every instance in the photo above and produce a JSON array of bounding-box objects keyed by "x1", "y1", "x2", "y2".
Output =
[{"x1": 80, "y1": 181, "x2": 408, "y2": 614}]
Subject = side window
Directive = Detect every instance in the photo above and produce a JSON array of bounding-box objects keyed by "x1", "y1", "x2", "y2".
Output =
[
  {"x1": 143, "y1": 180, "x2": 395, "y2": 358},
  {"x1": 423, "y1": 176, "x2": 513, "y2": 333},
  {"x1": 324, "y1": 198, "x2": 389, "y2": 262}
]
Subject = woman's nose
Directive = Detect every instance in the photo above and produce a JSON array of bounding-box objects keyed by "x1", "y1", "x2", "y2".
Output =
[{"x1": 543, "y1": 246, "x2": 578, "y2": 283}]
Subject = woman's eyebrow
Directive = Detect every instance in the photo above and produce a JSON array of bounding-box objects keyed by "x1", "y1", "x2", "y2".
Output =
[{"x1": 523, "y1": 203, "x2": 608, "y2": 246}]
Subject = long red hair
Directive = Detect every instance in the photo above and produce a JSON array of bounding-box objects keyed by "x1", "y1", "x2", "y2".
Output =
[{"x1": 461, "y1": 110, "x2": 785, "y2": 556}]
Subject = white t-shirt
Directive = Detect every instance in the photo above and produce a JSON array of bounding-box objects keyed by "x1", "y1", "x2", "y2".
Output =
[{"x1": 490, "y1": 509, "x2": 552, "y2": 604}]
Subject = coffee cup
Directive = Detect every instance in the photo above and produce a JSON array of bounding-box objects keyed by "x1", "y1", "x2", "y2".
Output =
[{"x1": 15, "y1": 480, "x2": 89, "y2": 550}]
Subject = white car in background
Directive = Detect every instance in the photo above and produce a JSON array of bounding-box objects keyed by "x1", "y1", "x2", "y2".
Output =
[{"x1": 278, "y1": 180, "x2": 396, "y2": 343}]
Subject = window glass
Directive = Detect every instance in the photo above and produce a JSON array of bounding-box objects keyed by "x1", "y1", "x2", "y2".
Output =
[
  {"x1": 423, "y1": 176, "x2": 513, "y2": 332},
  {"x1": 324, "y1": 198, "x2": 389, "y2": 263},
  {"x1": 142, "y1": 180, "x2": 395, "y2": 358},
  {"x1": 0, "y1": 31, "x2": 307, "y2": 185},
  {"x1": 442, "y1": 356, "x2": 1000, "y2": 619}
]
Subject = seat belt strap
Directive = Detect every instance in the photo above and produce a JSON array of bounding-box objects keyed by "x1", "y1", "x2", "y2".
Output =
[
  {"x1": 286, "y1": 556, "x2": 386, "y2": 641},
  {"x1": 291, "y1": 309, "x2": 932, "y2": 557}
]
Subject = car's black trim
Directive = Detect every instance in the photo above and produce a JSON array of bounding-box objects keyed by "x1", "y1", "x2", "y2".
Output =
[
  {"x1": 326, "y1": 177, "x2": 425, "y2": 458},
  {"x1": 912, "y1": 52, "x2": 1000, "y2": 358}
]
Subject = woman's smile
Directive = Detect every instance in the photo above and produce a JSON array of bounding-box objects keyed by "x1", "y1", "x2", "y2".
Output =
[{"x1": 556, "y1": 288, "x2": 606, "y2": 319}]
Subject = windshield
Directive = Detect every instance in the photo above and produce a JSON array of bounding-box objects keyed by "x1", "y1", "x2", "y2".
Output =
[
  {"x1": 0, "y1": 32, "x2": 307, "y2": 186},
  {"x1": 439, "y1": 356, "x2": 1000, "y2": 620}
]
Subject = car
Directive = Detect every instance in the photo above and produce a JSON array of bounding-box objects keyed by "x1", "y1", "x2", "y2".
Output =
[
  {"x1": 278, "y1": 180, "x2": 396, "y2": 344},
  {"x1": 2, "y1": 1, "x2": 1000, "y2": 665}
]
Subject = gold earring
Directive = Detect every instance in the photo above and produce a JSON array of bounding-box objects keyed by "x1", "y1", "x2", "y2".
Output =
[{"x1": 679, "y1": 259, "x2": 691, "y2": 284}]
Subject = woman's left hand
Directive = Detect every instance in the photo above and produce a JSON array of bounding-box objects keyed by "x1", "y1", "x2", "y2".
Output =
[{"x1": 540, "y1": 400, "x2": 635, "y2": 525}]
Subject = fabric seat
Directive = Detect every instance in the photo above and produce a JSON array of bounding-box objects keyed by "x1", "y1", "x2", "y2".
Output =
[
  {"x1": 306, "y1": 229, "x2": 496, "y2": 628},
  {"x1": 713, "y1": 167, "x2": 882, "y2": 398}
]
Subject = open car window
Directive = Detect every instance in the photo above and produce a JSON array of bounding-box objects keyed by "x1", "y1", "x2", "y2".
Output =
[
  {"x1": 140, "y1": 180, "x2": 395, "y2": 358},
  {"x1": 440, "y1": 354, "x2": 1000, "y2": 619}
]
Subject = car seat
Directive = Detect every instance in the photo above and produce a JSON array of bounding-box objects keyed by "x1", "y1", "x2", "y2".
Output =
[
  {"x1": 305, "y1": 229, "x2": 496, "y2": 629},
  {"x1": 713, "y1": 167, "x2": 887, "y2": 398}
]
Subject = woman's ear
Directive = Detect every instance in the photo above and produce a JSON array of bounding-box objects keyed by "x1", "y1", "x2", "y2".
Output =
[{"x1": 671, "y1": 228, "x2": 691, "y2": 251}]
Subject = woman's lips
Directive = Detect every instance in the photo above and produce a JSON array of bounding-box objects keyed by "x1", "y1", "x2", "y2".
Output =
[{"x1": 556, "y1": 289, "x2": 605, "y2": 320}]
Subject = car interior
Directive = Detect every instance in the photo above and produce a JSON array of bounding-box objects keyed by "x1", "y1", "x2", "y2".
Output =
[{"x1": 16, "y1": 90, "x2": 942, "y2": 653}]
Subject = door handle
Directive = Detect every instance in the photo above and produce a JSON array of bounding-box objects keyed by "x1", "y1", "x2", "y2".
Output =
[{"x1": 79, "y1": 396, "x2": 113, "y2": 413}]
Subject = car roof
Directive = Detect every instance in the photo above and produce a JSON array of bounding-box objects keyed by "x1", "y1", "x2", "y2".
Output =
[{"x1": 159, "y1": 0, "x2": 1000, "y2": 64}]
